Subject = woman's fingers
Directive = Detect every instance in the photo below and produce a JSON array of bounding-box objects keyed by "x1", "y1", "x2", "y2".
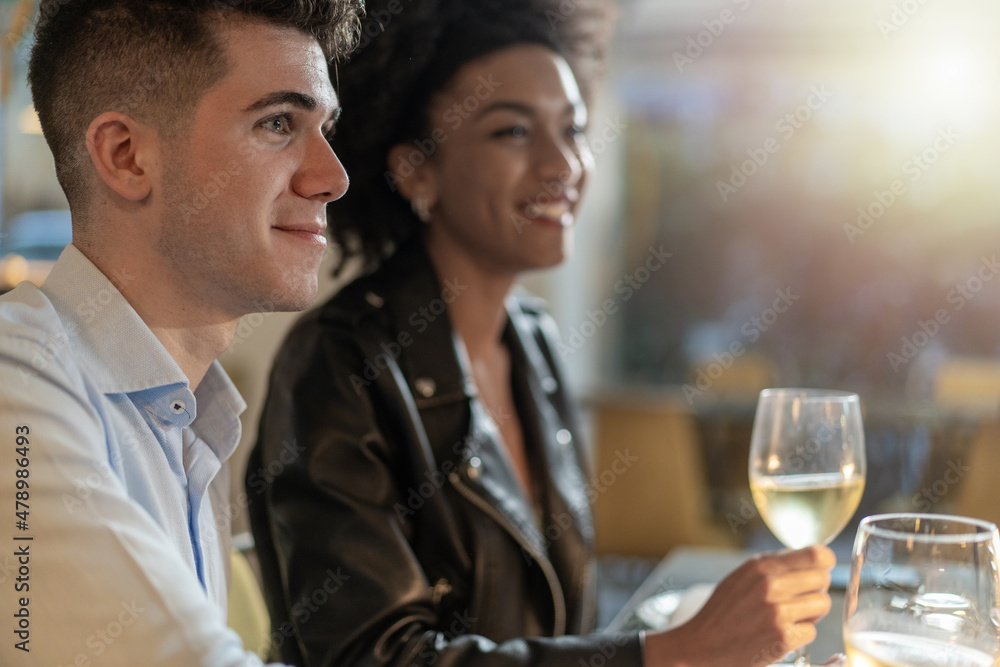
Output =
[
  {"x1": 779, "y1": 591, "x2": 834, "y2": 625},
  {"x1": 764, "y1": 566, "x2": 833, "y2": 601},
  {"x1": 754, "y1": 545, "x2": 836, "y2": 573},
  {"x1": 642, "y1": 548, "x2": 838, "y2": 667},
  {"x1": 723, "y1": 545, "x2": 835, "y2": 603}
]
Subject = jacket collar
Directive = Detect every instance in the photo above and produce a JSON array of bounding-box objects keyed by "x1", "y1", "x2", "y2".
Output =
[
  {"x1": 369, "y1": 239, "x2": 559, "y2": 410},
  {"x1": 376, "y1": 239, "x2": 476, "y2": 409}
]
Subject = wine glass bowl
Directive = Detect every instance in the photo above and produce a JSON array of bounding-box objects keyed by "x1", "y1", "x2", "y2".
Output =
[
  {"x1": 843, "y1": 513, "x2": 1000, "y2": 667},
  {"x1": 749, "y1": 389, "x2": 867, "y2": 549}
]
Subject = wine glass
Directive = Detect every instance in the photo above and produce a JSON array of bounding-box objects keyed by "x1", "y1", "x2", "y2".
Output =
[
  {"x1": 749, "y1": 388, "x2": 867, "y2": 666},
  {"x1": 844, "y1": 513, "x2": 1000, "y2": 667}
]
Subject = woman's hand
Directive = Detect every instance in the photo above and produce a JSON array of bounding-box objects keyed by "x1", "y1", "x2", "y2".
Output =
[{"x1": 642, "y1": 545, "x2": 836, "y2": 667}]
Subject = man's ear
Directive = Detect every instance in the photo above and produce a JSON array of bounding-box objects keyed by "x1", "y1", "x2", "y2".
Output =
[
  {"x1": 85, "y1": 112, "x2": 157, "y2": 202},
  {"x1": 387, "y1": 142, "x2": 438, "y2": 208}
]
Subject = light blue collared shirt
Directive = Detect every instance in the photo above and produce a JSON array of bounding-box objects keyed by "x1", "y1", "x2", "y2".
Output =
[{"x1": 0, "y1": 245, "x2": 274, "y2": 665}]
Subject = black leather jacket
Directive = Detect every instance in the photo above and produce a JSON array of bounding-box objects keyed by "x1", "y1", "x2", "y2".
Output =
[{"x1": 248, "y1": 240, "x2": 643, "y2": 667}]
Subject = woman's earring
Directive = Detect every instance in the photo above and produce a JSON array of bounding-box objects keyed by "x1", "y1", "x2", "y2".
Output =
[{"x1": 411, "y1": 195, "x2": 432, "y2": 223}]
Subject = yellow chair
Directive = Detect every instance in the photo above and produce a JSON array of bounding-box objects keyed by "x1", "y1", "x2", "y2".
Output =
[
  {"x1": 933, "y1": 356, "x2": 1000, "y2": 414},
  {"x1": 950, "y1": 420, "x2": 1000, "y2": 529},
  {"x1": 931, "y1": 357, "x2": 1000, "y2": 527},
  {"x1": 228, "y1": 548, "x2": 271, "y2": 659},
  {"x1": 688, "y1": 352, "x2": 776, "y2": 399},
  {"x1": 590, "y1": 393, "x2": 737, "y2": 558}
]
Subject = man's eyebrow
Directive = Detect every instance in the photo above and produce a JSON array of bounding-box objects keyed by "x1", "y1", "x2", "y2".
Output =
[{"x1": 243, "y1": 91, "x2": 340, "y2": 120}]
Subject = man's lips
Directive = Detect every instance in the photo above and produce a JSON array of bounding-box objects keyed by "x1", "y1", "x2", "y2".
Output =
[{"x1": 273, "y1": 224, "x2": 328, "y2": 245}]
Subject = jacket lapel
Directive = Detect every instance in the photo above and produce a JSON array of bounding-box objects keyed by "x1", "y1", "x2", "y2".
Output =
[
  {"x1": 505, "y1": 298, "x2": 593, "y2": 546},
  {"x1": 377, "y1": 244, "x2": 548, "y2": 554}
]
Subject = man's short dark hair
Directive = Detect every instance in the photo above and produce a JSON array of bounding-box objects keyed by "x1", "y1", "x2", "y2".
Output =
[{"x1": 28, "y1": 0, "x2": 361, "y2": 213}]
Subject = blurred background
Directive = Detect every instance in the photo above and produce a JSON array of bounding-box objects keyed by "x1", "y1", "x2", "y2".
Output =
[{"x1": 4, "y1": 0, "x2": 1000, "y2": 596}]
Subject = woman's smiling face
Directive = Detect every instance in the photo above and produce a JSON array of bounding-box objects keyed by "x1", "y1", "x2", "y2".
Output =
[{"x1": 401, "y1": 44, "x2": 593, "y2": 277}]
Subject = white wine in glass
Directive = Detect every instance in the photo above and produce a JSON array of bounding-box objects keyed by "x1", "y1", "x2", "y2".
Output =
[
  {"x1": 749, "y1": 388, "x2": 867, "y2": 666},
  {"x1": 843, "y1": 513, "x2": 1000, "y2": 667},
  {"x1": 750, "y1": 473, "x2": 865, "y2": 549}
]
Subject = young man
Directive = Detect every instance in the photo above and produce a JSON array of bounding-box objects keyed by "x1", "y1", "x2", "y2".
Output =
[{"x1": 0, "y1": 1, "x2": 358, "y2": 664}]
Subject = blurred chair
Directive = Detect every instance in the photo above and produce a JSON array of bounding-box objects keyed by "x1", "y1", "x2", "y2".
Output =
[
  {"x1": 932, "y1": 357, "x2": 1000, "y2": 527},
  {"x1": 933, "y1": 356, "x2": 1000, "y2": 415},
  {"x1": 229, "y1": 545, "x2": 271, "y2": 659},
  {"x1": 687, "y1": 352, "x2": 776, "y2": 399},
  {"x1": 950, "y1": 420, "x2": 1000, "y2": 529},
  {"x1": 590, "y1": 393, "x2": 737, "y2": 558}
]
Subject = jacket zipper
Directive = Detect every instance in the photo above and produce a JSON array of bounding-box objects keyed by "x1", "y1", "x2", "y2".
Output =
[{"x1": 448, "y1": 472, "x2": 567, "y2": 636}]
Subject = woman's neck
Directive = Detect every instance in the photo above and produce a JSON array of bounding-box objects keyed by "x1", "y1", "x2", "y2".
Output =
[{"x1": 425, "y1": 238, "x2": 515, "y2": 359}]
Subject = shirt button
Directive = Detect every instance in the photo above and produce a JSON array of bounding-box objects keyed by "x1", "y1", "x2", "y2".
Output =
[
  {"x1": 365, "y1": 291, "x2": 384, "y2": 308},
  {"x1": 170, "y1": 399, "x2": 187, "y2": 414},
  {"x1": 467, "y1": 457, "x2": 482, "y2": 480},
  {"x1": 541, "y1": 377, "x2": 558, "y2": 393},
  {"x1": 415, "y1": 378, "x2": 436, "y2": 398},
  {"x1": 556, "y1": 429, "x2": 572, "y2": 446}
]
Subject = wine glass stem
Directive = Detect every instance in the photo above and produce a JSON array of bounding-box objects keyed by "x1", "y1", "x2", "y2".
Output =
[{"x1": 793, "y1": 644, "x2": 810, "y2": 667}]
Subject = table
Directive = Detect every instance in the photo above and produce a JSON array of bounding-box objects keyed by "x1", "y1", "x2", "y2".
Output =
[{"x1": 605, "y1": 546, "x2": 846, "y2": 662}]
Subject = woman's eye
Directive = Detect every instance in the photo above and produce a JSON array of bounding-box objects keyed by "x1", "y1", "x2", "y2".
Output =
[{"x1": 494, "y1": 125, "x2": 529, "y2": 139}]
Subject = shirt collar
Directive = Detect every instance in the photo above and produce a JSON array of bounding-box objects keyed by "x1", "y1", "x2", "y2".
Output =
[
  {"x1": 192, "y1": 361, "x2": 246, "y2": 463},
  {"x1": 41, "y1": 244, "x2": 247, "y2": 463},
  {"x1": 41, "y1": 244, "x2": 188, "y2": 394}
]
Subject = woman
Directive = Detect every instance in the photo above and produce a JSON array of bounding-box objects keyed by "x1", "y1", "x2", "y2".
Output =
[{"x1": 248, "y1": 1, "x2": 836, "y2": 666}]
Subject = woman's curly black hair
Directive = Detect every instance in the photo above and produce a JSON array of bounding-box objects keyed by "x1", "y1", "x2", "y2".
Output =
[{"x1": 328, "y1": 0, "x2": 615, "y2": 276}]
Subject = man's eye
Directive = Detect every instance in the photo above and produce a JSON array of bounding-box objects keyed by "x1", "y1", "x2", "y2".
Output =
[{"x1": 262, "y1": 114, "x2": 292, "y2": 134}]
